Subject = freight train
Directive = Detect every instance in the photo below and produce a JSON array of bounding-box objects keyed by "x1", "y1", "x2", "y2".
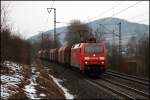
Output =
[{"x1": 38, "y1": 42, "x2": 107, "y2": 75}]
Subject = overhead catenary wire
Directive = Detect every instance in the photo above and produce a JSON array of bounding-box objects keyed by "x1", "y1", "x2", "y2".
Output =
[
  {"x1": 98, "y1": 1, "x2": 143, "y2": 39},
  {"x1": 96, "y1": 1, "x2": 146, "y2": 47},
  {"x1": 87, "y1": 1, "x2": 123, "y2": 23},
  {"x1": 87, "y1": 1, "x2": 142, "y2": 23},
  {"x1": 43, "y1": 1, "x2": 146, "y2": 35},
  {"x1": 110, "y1": 1, "x2": 142, "y2": 18},
  {"x1": 103, "y1": 1, "x2": 142, "y2": 25},
  {"x1": 89, "y1": 1, "x2": 143, "y2": 39},
  {"x1": 99, "y1": 24, "x2": 119, "y2": 37},
  {"x1": 127, "y1": 12, "x2": 148, "y2": 20},
  {"x1": 123, "y1": 12, "x2": 148, "y2": 24},
  {"x1": 46, "y1": 1, "x2": 145, "y2": 31},
  {"x1": 105, "y1": 35, "x2": 138, "y2": 40}
]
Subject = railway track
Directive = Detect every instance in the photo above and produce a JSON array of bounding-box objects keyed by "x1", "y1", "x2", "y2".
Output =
[
  {"x1": 86, "y1": 79, "x2": 135, "y2": 99},
  {"x1": 86, "y1": 78, "x2": 149, "y2": 99},
  {"x1": 108, "y1": 69, "x2": 150, "y2": 82},
  {"x1": 43, "y1": 60, "x2": 149, "y2": 99},
  {"x1": 102, "y1": 78, "x2": 150, "y2": 97},
  {"x1": 106, "y1": 70, "x2": 150, "y2": 86},
  {"x1": 85, "y1": 70, "x2": 150, "y2": 99}
]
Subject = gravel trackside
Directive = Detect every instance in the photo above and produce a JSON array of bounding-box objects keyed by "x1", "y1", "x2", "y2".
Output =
[{"x1": 41, "y1": 60, "x2": 117, "y2": 99}]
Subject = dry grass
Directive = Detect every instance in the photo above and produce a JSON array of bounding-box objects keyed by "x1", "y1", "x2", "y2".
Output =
[
  {"x1": 35, "y1": 59, "x2": 65, "y2": 99},
  {"x1": 2, "y1": 60, "x2": 65, "y2": 99},
  {"x1": 1, "y1": 65, "x2": 12, "y2": 75},
  {"x1": 8, "y1": 89, "x2": 28, "y2": 100},
  {"x1": 21, "y1": 65, "x2": 32, "y2": 84},
  {"x1": 7, "y1": 64, "x2": 31, "y2": 99}
]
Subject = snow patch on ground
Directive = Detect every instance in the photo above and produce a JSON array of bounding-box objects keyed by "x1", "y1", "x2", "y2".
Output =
[
  {"x1": 1, "y1": 75, "x2": 22, "y2": 84},
  {"x1": 3, "y1": 61, "x2": 22, "y2": 72},
  {"x1": 49, "y1": 75, "x2": 74, "y2": 99},
  {"x1": 40, "y1": 93, "x2": 46, "y2": 97},
  {"x1": 24, "y1": 84, "x2": 40, "y2": 99},
  {"x1": 1, "y1": 61, "x2": 24, "y2": 99},
  {"x1": 23, "y1": 67, "x2": 45, "y2": 99}
]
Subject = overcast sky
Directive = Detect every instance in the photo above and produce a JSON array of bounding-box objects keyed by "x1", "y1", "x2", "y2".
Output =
[{"x1": 1, "y1": 1, "x2": 149, "y2": 39}]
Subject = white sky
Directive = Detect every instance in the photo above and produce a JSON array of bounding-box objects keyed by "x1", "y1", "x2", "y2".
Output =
[{"x1": 1, "y1": 1, "x2": 149, "y2": 39}]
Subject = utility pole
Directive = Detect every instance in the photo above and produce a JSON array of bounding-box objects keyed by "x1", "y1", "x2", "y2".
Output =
[
  {"x1": 39, "y1": 31, "x2": 44, "y2": 50},
  {"x1": 113, "y1": 29, "x2": 115, "y2": 46},
  {"x1": 99, "y1": 24, "x2": 103, "y2": 42},
  {"x1": 118, "y1": 22, "x2": 122, "y2": 66},
  {"x1": 99, "y1": 24, "x2": 102, "y2": 42},
  {"x1": 99, "y1": 23, "x2": 122, "y2": 66},
  {"x1": 42, "y1": 32, "x2": 43, "y2": 50},
  {"x1": 112, "y1": 29, "x2": 115, "y2": 56},
  {"x1": 47, "y1": 8, "x2": 56, "y2": 48},
  {"x1": 54, "y1": 8, "x2": 56, "y2": 48}
]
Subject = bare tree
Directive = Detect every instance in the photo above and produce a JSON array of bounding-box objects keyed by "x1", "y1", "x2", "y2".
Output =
[
  {"x1": 65, "y1": 20, "x2": 92, "y2": 45},
  {"x1": 127, "y1": 36, "x2": 137, "y2": 57},
  {"x1": 137, "y1": 35, "x2": 149, "y2": 77},
  {"x1": 40, "y1": 33, "x2": 60, "y2": 50},
  {"x1": 1, "y1": 2, "x2": 32, "y2": 64},
  {"x1": 1, "y1": 2, "x2": 11, "y2": 31},
  {"x1": 94, "y1": 28, "x2": 105, "y2": 43},
  {"x1": 120, "y1": 34, "x2": 149, "y2": 77}
]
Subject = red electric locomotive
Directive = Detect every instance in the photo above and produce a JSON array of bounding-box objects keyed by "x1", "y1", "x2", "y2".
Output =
[
  {"x1": 39, "y1": 42, "x2": 107, "y2": 75},
  {"x1": 71, "y1": 43, "x2": 107, "y2": 74}
]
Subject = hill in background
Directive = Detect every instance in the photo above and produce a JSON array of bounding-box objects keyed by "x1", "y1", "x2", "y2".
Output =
[{"x1": 28, "y1": 17, "x2": 149, "y2": 45}]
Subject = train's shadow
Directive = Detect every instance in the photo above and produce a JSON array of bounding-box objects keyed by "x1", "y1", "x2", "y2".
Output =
[
  {"x1": 86, "y1": 74, "x2": 102, "y2": 79},
  {"x1": 82, "y1": 71, "x2": 105, "y2": 80}
]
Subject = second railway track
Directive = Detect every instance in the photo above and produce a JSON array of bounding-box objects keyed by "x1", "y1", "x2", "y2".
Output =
[
  {"x1": 102, "y1": 78, "x2": 150, "y2": 97},
  {"x1": 107, "y1": 69, "x2": 150, "y2": 82},
  {"x1": 106, "y1": 70, "x2": 150, "y2": 86},
  {"x1": 86, "y1": 78, "x2": 149, "y2": 99}
]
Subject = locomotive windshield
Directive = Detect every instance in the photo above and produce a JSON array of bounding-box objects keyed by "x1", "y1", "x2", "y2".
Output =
[{"x1": 85, "y1": 46, "x2": 103, "y2": 53}]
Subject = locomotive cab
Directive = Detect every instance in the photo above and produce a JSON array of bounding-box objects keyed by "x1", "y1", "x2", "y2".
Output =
[
  {"x1": 71, "y1": 43, "x2": 107, "y2": 74},
  {"x1": 82, "y1": 44, "x2": 107, "y2": 73}
]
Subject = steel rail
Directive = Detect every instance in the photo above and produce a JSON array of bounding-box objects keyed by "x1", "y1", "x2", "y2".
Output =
[
  {"x1": 108, "y1": 69, "x2": 150, "y2": 82},
  {"x1": 86, "y1": 79, "x2": 136, "y2": 100},
  {"x1": 102, "y1": 78, "x2": 150, "y2": 98},
  {"x1": 106, "y1": 71, "x2": 149, "y2": 86}
]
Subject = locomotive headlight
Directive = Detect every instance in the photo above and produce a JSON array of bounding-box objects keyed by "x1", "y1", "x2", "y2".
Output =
[
  {"x1": 84, "y1": 57, "x2": 89, "y2": 60},
  {"x1": 101, "y1": 62, "x2": 104, "y2": 64},
  {"x1": 85, "y1": 61, "x2": 88, "y2": 64},
  {"x1": 99, "y1": 57, "x2": 105, "y2": 60}
]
